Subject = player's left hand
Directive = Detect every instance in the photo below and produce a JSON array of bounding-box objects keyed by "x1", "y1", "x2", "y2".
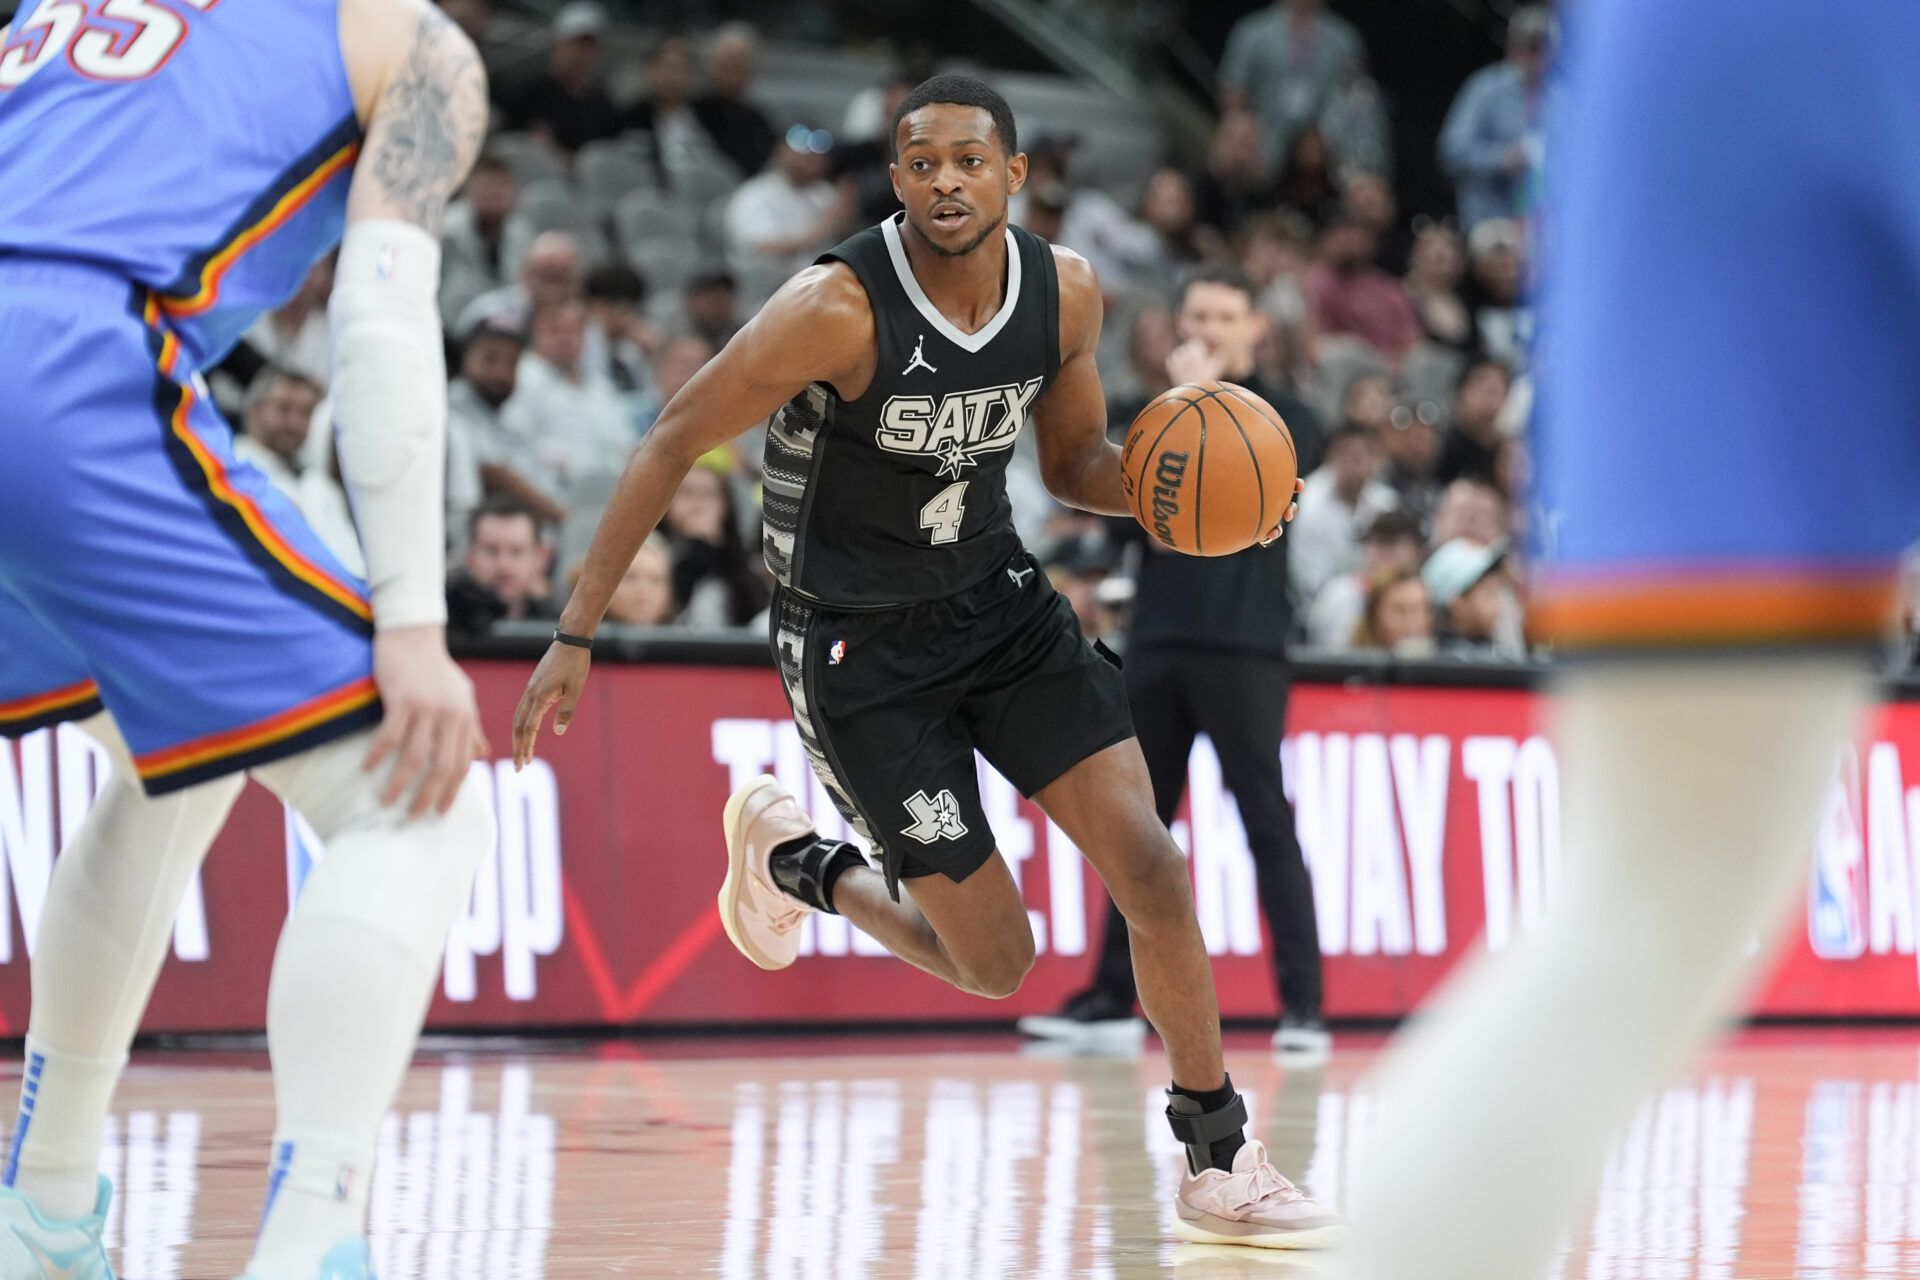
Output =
[{"x1": 1257, "y1": 477, "x2": 1306, "y2": 547}]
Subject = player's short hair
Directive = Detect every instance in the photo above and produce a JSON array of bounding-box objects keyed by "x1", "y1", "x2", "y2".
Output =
[
  {"x1": 468, "y1": 493, "x2": 544, "y2": 543},
  {"x1": 1174, "y1": 265, "x2": 1258, "y2": 312},
  {"x1": 891, "y1": 74, "x2": 1018, "y2": 159},
  {"x1": 243, "y1": 364, "x2": 322, "y2": 413}
]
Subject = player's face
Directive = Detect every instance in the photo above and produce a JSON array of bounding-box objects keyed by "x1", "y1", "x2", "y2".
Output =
[{"x1": 892, "y1": 104, "x2": 1027, "y2": 259}]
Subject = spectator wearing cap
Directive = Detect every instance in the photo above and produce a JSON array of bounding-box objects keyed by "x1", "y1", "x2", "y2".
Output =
[
  {"x1": 1031, "y1": 267, "x2": 1329, "y2": 1055},
  {"x1": 446, "y1": 496, "x2": 560, "y2": 635},
  {"x1": 1437, "y1": 357, "x2": 1512, "y2": 485},
  {"x1": 1464, "y1": 217, "x2": 1530, "y2": 368},
  {"x1": 440, "y1": 153, "x2": 532, "y2": 330},
  {"x1": 500, "y1": 297, "x2": 637, "y2": 500},
  {"x1": 1304, "y1": 507, "x2": 1424, "y2": 649},
  {"x1": 499, "y1": 1, "x2": 621, "y2": 154},
  {"x1": 1440, "y1": 5, "x2": 1554, "y2": 232},
  {"x1": 1304, "y1": 215, "x2": 1422, "y2": 362},
  {"x1": 457, "y1": 229, "x2": 583, "y2": 337},
  {"x1": 725, "y1": 126, "x2": 853, "y2": 285},
  {"x1": 450, "y1": 319, "x2": 563, "y2": 536},
  {"x1": 1424, "y1": 538, "x2": 1525, "y2": 657},
  {"x1": 1289, "y1": 423, "x2": 1399, "y2": 607},
  {"x1": 1219, "y1": 0, "x2": 1365, "y2": 164},
  {"x1": 691, "y1": 23, "x2": 780, "y2": 180},
  {"x1": 582, "y1": 263, "x2": 654, "y2": 394},
  {"x1": 1354, "y1": 569, "x2": 1436, "y2": 656},
  {"x1": 677, "y1": 266, "x2": 742, "y2": 349}
]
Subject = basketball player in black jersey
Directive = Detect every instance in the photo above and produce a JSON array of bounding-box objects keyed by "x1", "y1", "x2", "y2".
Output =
[{"x1": 514, "y1": 75, "x2": 1341, "y2": 1247}]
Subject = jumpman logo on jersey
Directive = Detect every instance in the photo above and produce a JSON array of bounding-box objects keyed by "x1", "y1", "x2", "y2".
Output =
[
  {"x1": 1007, "y1": 564, "x2": 1034, "y2": 588},
  {"x1": 903, "y1": 335, "x2": 937, "y2": 376}
]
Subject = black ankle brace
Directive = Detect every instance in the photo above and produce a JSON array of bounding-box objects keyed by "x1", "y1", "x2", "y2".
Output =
[
  {"x1": 1165, "y1": 1079, "x2": 1249, "y2": 1175},
  {"x1": 768, "y1": 836, "x2": 864, "y2": 913}
]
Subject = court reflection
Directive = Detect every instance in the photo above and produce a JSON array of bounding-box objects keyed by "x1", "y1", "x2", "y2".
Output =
[{"x1": 23, "y1": 1030, "x2": 1920, "y2": 1278}]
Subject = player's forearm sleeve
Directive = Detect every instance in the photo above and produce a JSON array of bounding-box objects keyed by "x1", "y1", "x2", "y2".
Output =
[{"x1": 328, "y1": 219, "x2": 449, "y2": 630}]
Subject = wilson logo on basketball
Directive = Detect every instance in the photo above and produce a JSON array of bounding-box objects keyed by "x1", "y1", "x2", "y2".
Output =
[{"x1": 1150, "y1": 450, "x2": 1190, "y2": 545}]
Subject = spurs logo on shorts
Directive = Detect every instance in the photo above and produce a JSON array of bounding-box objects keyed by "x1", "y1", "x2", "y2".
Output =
[
  {"x1": 876, "y1": 378, "x2": 1044, "y2": 479},
  {"x1": 900, "y1": 789, "x2": 969, "y2": 844}
]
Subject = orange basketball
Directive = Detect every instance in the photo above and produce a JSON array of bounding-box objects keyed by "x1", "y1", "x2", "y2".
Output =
[{"x1": 1119, "y1": 380, "x2": 1298, "y2": 556}]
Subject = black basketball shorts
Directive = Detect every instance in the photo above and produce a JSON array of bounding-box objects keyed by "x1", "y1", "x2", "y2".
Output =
[{"x1": 770, "y1": 550, "x2": 1135, "y2": 896}]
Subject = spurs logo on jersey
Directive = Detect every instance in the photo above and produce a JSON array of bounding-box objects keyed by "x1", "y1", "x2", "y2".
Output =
[{"x1": 877, "y1": 377, "x2": 1044, "y2": 479}]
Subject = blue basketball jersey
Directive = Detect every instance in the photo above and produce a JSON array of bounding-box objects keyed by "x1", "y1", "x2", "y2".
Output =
[{"x1": 0, "y1": 0, "x2": 359, "y2": 372}]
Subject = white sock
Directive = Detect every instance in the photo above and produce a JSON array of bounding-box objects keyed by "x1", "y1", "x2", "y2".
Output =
[
  {"x1": 245, "y1": 731, "x2": 492, "y2": 1278},
  {"x1": 4, "y1": 1040, "x2": 120, "y2": 1220},
  {"x1": 6, "y1": 716, "x2": 240, "y2": 1221},
  {"x1": 1335, "y1": 659, "x2": 1867, "y2": 1280}
]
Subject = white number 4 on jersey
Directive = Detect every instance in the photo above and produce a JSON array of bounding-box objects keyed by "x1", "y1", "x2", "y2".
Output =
[{"x1": 919, "y1": 481, "x2": 968, "y2": 545}]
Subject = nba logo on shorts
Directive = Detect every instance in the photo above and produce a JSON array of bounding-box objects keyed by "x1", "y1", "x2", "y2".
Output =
[
  {"x1": 828, "y1": 640, "x2": 846, "y2": 666},
  {"x1": 1808, "y1": 747, "x2": 1867, "y2": 960}
]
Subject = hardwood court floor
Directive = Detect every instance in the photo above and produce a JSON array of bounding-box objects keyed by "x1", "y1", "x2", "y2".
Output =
[{"x1": 8, "y1": 1026, "x2": 1919, "y2": 1278}]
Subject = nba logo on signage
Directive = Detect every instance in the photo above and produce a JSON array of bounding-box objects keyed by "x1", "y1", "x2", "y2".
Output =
[{"x1": 1808, "y1": 747, "x2": 1867, "y2": 960}]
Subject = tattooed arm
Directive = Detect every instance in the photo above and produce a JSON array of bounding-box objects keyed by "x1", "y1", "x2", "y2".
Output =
[
  {"x1": 340, "y1": 0, "x2": 488, "y2": 233},
  {"x1": 327, "y1": 0, "x2": 493, "y2": 817}
]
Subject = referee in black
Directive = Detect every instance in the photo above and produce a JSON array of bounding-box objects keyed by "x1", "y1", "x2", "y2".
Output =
[{"x1": 1020, "y1": 266, "x2": 1332, "y2": 1058}]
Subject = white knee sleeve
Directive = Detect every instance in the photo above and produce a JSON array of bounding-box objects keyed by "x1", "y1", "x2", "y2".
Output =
[{"x1": 251, "y1": 728, "x2": 494, "y2": 968}]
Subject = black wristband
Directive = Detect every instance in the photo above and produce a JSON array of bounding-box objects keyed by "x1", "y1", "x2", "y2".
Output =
[{"x1": 552, "y1": 628, "x2": 593, "y2": 650}]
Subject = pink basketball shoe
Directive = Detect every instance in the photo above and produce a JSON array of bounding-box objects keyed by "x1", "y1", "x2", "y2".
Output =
[
  {"x1": 717, "y1": 775, "x2": 818, "y2": 970},
  {"x1": 1174, "y1": 1141, "x2": 1348, "y2": 1249}
]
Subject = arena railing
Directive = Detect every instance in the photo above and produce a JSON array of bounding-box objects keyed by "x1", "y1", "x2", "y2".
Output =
[{"x1": 461, "y1": 622, "x2": 1920, "y2": 698}]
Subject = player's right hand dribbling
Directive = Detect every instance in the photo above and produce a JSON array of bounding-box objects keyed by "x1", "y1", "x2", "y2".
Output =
[
  {"x1": 512, "y1": 642, "x2": 591, "y2": 770},
  {"x1": 365, "y1": 626, "x2": 490, "y2": 819}
]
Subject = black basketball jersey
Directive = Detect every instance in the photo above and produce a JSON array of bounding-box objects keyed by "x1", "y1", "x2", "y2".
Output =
[{"x1": 761, "y1": 212, "x2": 1061, "y2": 608}]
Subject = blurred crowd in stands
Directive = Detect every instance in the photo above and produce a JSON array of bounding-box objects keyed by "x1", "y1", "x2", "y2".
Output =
[{"x1": 207, "y1": 0, "x2": 1919, "y2": 666}]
